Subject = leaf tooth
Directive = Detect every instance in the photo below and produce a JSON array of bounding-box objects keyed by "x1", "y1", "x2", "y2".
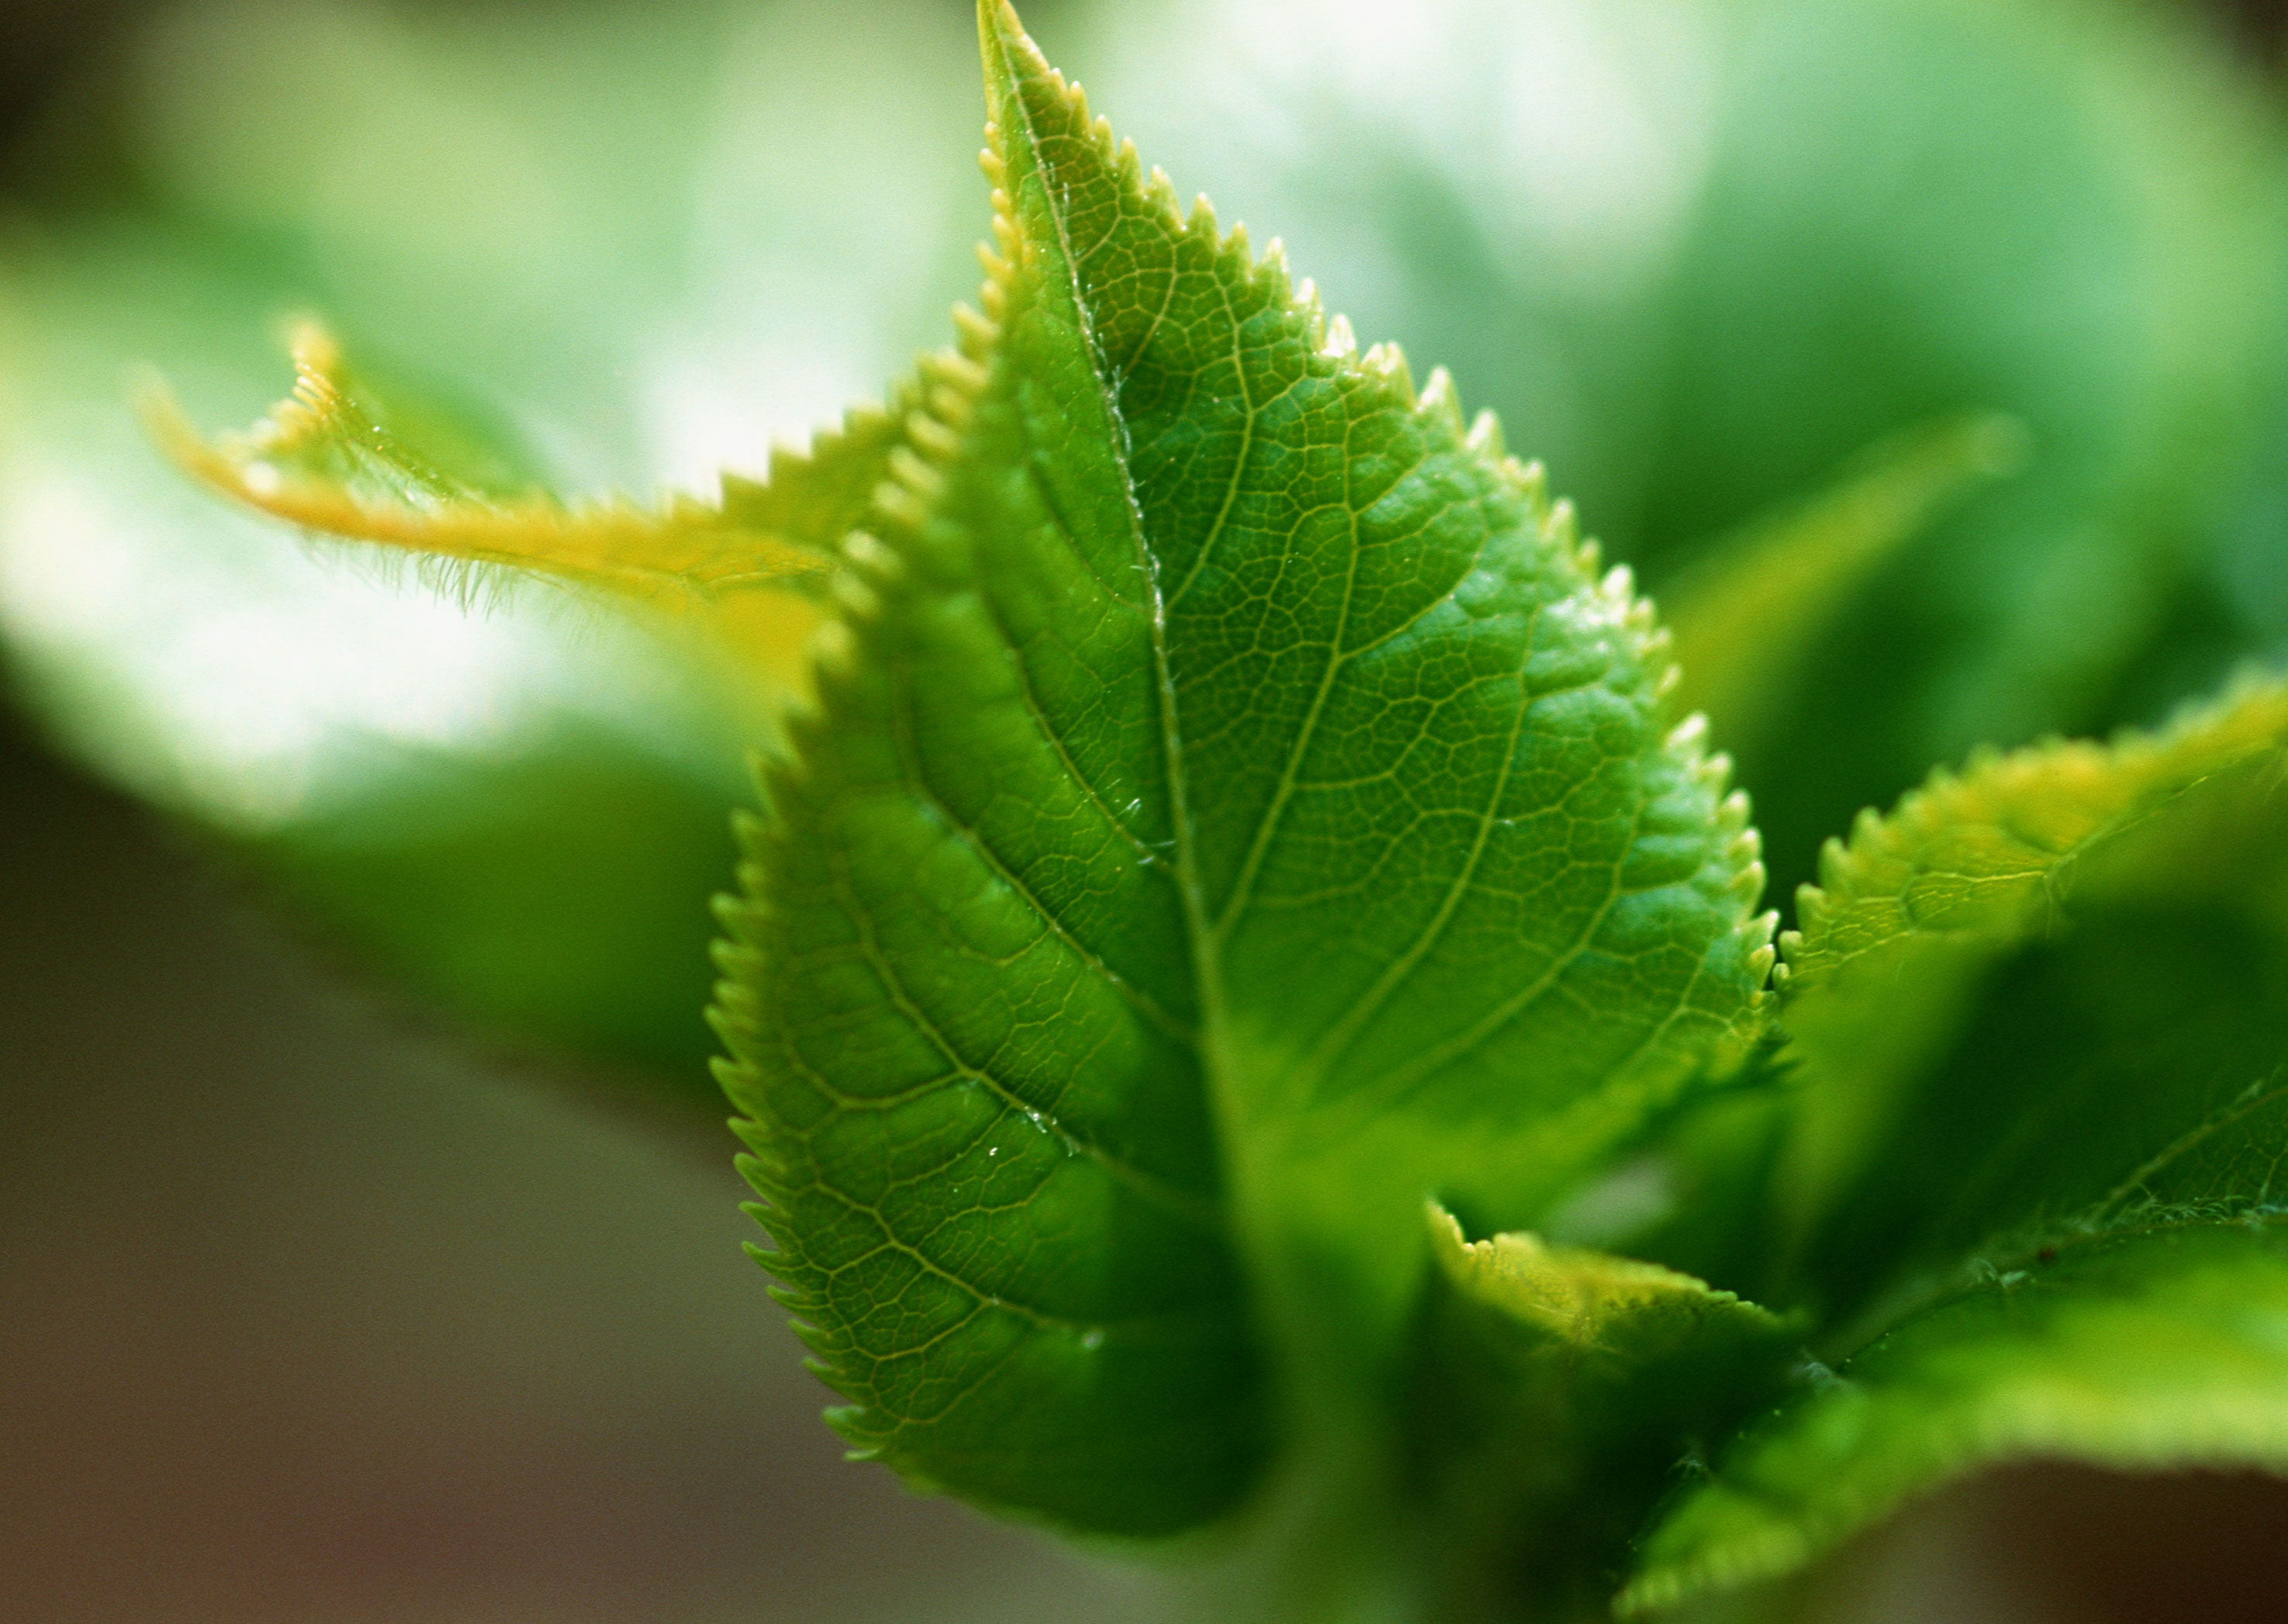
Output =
[
  {"x1": 759, "y1": 398, "x2": 894, "y2": 492},
  {"x1": 988, "y1": 205, "x2": 1021, "y2": 262},
  {"x1": 793, "y1": 1322, "x2": 850, "y2": 1367},
  {"x1": 726, "y1": 1108, "x2": 771, "y2": 1159},
  {"x1": 710, "y1": 959, "x2": 762, "y2": 1005},
  {"x1": 766, "y1": 1284, "x2": 814, "y2": 1316},
  {"x1": 713, "y1": 1051, "x2": 755, "y2": 1098},
  {"x1": 1115, "y1": 135, "x2": 1145, "y2": 190},
  {"x1": 810, "y1": 617, "x2": 859, "y2": 681},
  {"x1": 830, "y1": 1422, "x2": 883, "y2": 1455},
  {"x1": 1600, "y1": 561, "x2": 1635, "y2": 608},
  {"x1": 952, "y1": 302, "x2": 1001, "y2": 357},
  {"x1": 905, "y1": 412, "x2": 961, "y2": 461},
  {"x1": 1139, "y1": 162, "x2": 1185, "y2": 228},
  {"x1": 708, "y1": 1002, "x2": 757, "y2": 1051},
  {"x1": 1666, "y1": 712, "x2": 1710, "y2": 757},
  {"x1": 1291, "y1": 276, "x2": 1330, "y2": 352},
  {"x1": 1256, "y1": 234, "x2": 1293, "y2": 292},
  {"x1": 888, "y1": 444, "x2": 946, "y2": 501},
  {"x1": 710, "y1": 904, "x2": 757, "y2": 955},
  {"x1": 1188, "y1": 192, "x2": 1221, "y2": 240},
  {"x1": 978, "y1": 142, "x2": 1007, "y2": 187},
  {"x1": 841, "y1": 530, "x2": 904, "y2": 586},
  {"x1": 1362, "y1": 340, "x2": 1415, "y2": 404},
  {"x1": 1417, "y1": 366, "x2": 1466, "y2": 434},
  {"x1": 712, "y1": 1026, "x2": 763, "y2": 1071},
  {"x1": 712, "y1": 1021, "x2": 764, "y2": 1075},
  {"x1": 831, "y1": 575, "x2": 881, "y2": 621},
  {"x1": 924, "y1": 347, "x2": 990, "y2": 396},
  {"x1": 872, "y1": 478, "x2": 928, "y2": 532},
  {"x1": 1322, "y1": 312, "x2": 1359, "y2": 360},
  {"x1": 1546, "y1": 496, "x2": 1581, "y2": 554},
  {"x1": 814, "y1": 1368, "x2": 871, "y2": 1409},
  {"x1": 1728, "y1": 860, "x2": 1768, "y2": 906},
  {"x1": 1465, "y1": 408, "x2": 1508, "y2": 461},
  {"x1": 1814, "y1": 833, "x2": 1854, "y2": 896}
]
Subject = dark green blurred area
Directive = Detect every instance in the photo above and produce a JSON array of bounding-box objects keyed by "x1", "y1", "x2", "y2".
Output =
[{"x1": 10, "y1": 0, "x2": 2288, "y2": 1617}]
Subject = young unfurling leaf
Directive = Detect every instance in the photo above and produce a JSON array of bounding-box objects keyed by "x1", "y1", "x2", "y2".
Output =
[{"x1": 150, "y1": 321, "x2": 838, "y2": 603}]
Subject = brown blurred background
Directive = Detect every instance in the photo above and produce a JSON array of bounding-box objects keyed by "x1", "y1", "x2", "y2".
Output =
[{"x1": 9, "y1": 2, "x2": 2288, "y2": 1621}]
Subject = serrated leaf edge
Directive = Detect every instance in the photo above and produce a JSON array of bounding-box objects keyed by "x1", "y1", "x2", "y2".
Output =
[{"x1": 1779, "y1": 670, "x2": 2288, "y2": 993}]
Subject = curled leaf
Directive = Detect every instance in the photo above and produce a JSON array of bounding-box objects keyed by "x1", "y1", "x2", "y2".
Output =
[{"x1": 147, "y1": 321, "x2": 838, "y2": 603}]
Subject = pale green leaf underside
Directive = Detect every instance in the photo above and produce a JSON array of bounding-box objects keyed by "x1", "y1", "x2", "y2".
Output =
[
  {"x1": 712, "y1": 2, "x2": 1773, "y2": 1536},
  {"x1": 1429, "y1": 1201, "x2": 1785, "y2": 1363},
  {"x1": 1620, "y1": 1222, "x2": 2288, "y2": 1615}
]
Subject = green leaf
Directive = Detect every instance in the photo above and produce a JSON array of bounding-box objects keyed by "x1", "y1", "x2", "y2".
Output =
[
  {"x1": 1767, "y1": 676, "x2": 2288, "y2": 1292},
  {"x1": 1619, "y1": 675, "x2": 2288, "y2": 1612},
  {"x1": 710, "y1": 0, "x2": 1773, "y2": 1538},
  {"x1": 1662, "y1": 413, "x2": 2026, "y2": 755},
  {"x1": 1407, "y1": 1203, "x2": 1796, "y2": 1620},
  {"x1": 1620, "y1": 1222, "x2": 2288, "y2": 1615}
]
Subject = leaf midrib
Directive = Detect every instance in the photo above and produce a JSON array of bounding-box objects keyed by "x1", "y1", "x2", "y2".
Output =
[
  {"x1": 997, "y1": 47, "x2": 1678, "y2": 1161},
  {"x1": 989, "y1": 49, "x2": 1245, "y2": 1184}
]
